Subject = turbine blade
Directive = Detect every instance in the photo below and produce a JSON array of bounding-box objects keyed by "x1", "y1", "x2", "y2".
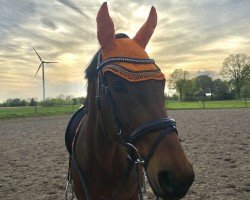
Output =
[
  {"x1": 44, "y1": 61, "x2": 58, "y2": 63},
  {"x1": 35, "y1": 63, "x2": 43, "y2": 77},
  {"x1": 33, "y1": 48, "x2": 43, "y2": 62}
]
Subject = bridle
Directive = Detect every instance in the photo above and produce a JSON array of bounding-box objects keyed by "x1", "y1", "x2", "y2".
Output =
[
  {"x1": 68, "y1": 48, "x2": 178, "y2": 200},
  {"x1": 95, "y1": 50, "x2": 178, "y2": 165}
]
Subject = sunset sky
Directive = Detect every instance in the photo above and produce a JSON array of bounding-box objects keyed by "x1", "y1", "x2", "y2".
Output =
[{"x1": 1, "y1": 0, "x2": 250, "y2": 102}]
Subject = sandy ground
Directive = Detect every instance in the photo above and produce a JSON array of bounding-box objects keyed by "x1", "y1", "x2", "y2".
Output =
[{"x1": 0, "y1": 109, "x2": 249, "y2": 200}]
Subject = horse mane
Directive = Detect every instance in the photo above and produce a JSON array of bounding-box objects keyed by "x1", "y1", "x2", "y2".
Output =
[
  {"x1": 85, "y1": 51, "x2": 100, "y2": 81},
  {"x1": 85, "y1": 33, "x2": 129, "y2": 81}
]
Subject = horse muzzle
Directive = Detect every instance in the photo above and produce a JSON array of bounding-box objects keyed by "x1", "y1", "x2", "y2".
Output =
[{"x1": 157, "y1": 170, "x2": 195, "y2": 200}]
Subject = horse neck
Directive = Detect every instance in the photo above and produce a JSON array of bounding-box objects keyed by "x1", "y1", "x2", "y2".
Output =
[
  {"x1": 77, "y1": 78, "x2": 127, "y2": 174},
  {"x1": 74, "y1": 77, "x2": 139, "y2": 198}
]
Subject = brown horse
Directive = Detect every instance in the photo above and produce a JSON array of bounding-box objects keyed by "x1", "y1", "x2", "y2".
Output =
[{"x1": 69, "y1": 2, "x2": 194, "y2": 200}]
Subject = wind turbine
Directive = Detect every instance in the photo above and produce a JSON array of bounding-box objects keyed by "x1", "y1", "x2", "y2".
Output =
[{"x1": 33, "y1": 48, "x2": 58, "y2": 101}]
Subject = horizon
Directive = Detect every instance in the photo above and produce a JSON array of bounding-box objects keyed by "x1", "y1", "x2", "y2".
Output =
[
  {"x1": 0, "y1": 70, "x2": 219, "y2": 104},
  {"x1": 1, "y1": 0, "x2": 250, "y2": 103}
]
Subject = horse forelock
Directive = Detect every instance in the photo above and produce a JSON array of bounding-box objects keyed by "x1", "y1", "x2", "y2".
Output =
[{"x1": 85, "y1": 33, "x2": 130, "y2": 81}]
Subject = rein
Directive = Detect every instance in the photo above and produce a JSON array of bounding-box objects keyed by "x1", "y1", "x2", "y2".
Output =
[{"x1": 67, "y1": 51, "x2": 178, "y2": 200}]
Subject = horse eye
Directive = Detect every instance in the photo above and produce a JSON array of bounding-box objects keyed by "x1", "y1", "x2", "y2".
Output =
[{"x1": 112, "y1": 81, "x2": 125, "y2": 93}]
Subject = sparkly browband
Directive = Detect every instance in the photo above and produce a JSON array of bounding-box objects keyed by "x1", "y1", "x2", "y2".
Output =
[
  {"x1": 103, "y1": 64, "x2": 165, "y2": 82},
  {"x1": 97, "y1": 56, "x2": 155, "y2": 71},
  {"x1": 96, "y1": 51, "x2": 165, "y2": 82}
]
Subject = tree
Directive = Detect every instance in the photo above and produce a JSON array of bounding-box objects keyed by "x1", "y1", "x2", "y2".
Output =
[
  {"x1": 195, "y1": 75, "x2": 213, "y2": 99},
  {"x1": 3, "y1": 98, "x2": 28, "y2": 107},
  {"x1": 212, "y1": 79, "x2": 232, "y2": 100},
  {"x1": 72, "y1": 98, "x2": 79, "y2": 105},
  {"x1": 183, "y1": 78, "x2": 199, "y2": 101},
  {"x1": 240, "y1": 84, "x2": 250, "y2": 98},
  {"x1": 29, "y1": 98, "x2": 37, "y2": 106},
  {"x1": 169, "y1": 69, "x2": 189, "y2": 101},
  {"x1": 220, "y1": 54, "x2": 250, "y2": 97}
]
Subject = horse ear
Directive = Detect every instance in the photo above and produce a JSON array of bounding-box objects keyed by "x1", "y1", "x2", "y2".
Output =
[
  {"x1": 133, "y1": 6, "x2": 157, "y2": 49},
  {"x1": 96, "y1": 2, "x2": 115, "y2": 52}
]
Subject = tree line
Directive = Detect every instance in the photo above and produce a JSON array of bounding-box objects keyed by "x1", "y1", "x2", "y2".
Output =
[
  {"x1": 0, "y1": 95, "x2": 85, "y2": 107},
  {"x1": 168, "y1": 53, "x2": 250, "y2": 101}
]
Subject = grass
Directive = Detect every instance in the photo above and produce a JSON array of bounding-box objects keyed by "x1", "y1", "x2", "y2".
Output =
[
  {"x1": 166, "y1": 100, "x2": 248, "y2": 109},
  {"x1": 0, "y1": 100, "x2": 248, "y2": 119},
  {"x1": 0, "y1": 105, "x2": 81, "y2": 119}
]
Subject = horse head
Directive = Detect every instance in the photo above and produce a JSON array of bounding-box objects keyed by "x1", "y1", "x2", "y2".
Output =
[
  {"x1": 94, "y1": 3, "x2": 194, "y2": 199},
  {"x1": 77, "y1": 2, "x2": 194, "y2": 200}
]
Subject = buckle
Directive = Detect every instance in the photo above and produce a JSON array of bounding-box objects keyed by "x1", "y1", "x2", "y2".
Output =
[
  {"x1": 124, "y1": 143, "x2": 145, "y2": 165},
  {"x1": 95, "y1": 96, "x2": 101, "y2": 109},
  {"x1": 117, "y1": 129, "x2": 122, "y2": 136},
  {"x1": 65, "y1": 180, "x2": 74, "y2": 200}
]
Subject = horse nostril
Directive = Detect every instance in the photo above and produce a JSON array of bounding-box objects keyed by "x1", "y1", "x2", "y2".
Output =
[
  {"x1": 158, "y1": 171, "x2": 174, "y2": 193},
  {"x1": 158, "y1": 171, "x2": 194, "y2": 199}
]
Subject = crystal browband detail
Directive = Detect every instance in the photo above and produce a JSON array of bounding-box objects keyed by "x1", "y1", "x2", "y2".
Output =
[{"x1": 102, "y1": 64, "x2": 165, "y2": 82}]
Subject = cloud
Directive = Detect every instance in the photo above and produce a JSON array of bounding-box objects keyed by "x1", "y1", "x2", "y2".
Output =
[
  {"x1": 41, "y1": 18, "x2": 57, "y2": 30},
  {"x1": 57, "y1": 0, "x2": 89, "y2": 18},
  {"x1": 0, "y1": 0, "x2": 36, "y2": 39},
  {"x1": 0, "y1": 0, "x2": 250, "y2": 102}
]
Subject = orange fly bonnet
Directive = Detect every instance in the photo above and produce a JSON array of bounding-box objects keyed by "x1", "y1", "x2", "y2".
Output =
[{"x1": 96, "y1": 2, "x2": 165, "y2": 82}]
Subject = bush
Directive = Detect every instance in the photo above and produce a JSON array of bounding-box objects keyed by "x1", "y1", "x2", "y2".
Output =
[
  {"x1": 2, "y1": 96, "x2": 86, "y2": 107},
  {"x1": 40, "y1": 98, "x2": 72, "y2": 106},
  {"x1": 165, "y1": 94, "x2": 179, "y2": 101},
  {"x1": 40, "y1": 96, "x2": 85, "y2": 107},
  {"x1": 3, "y1": 98, "x2": 29, "y2": 107}
]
